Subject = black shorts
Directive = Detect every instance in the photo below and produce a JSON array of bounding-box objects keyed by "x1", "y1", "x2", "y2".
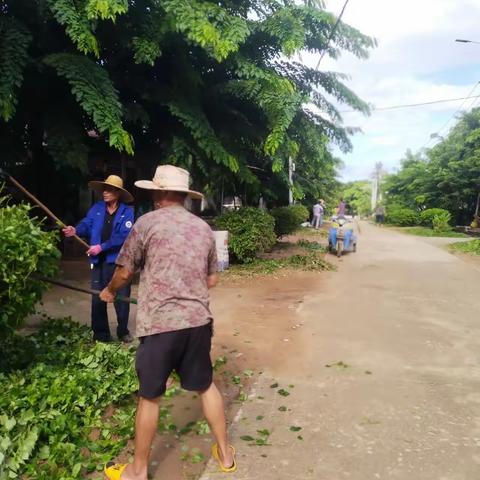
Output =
[{"x1": 135, "y1": 322, "x2": 213, "y2": 399}]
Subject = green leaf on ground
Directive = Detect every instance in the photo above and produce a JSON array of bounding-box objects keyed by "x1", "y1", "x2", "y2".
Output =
[
  {"x1": 270, "y1": 382, "x2": 278, "y2": 388},
  {"x1": 290, "y1": 426, "x2": 302, "y2": 432},
  {"x1": 278, "y1": 406, "x2": 287, "y2": 412},
  {"x1": 278, "y1": 389, "x2": 290, "y2": 396}
]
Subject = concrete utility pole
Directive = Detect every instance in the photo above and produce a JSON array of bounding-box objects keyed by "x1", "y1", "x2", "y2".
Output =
[
  {"x1": 371, "y1": 162, "x2": 384, "y2": 210},
  {"x1": 288, "y1": 156, "x2": 295, "y2": 205}
]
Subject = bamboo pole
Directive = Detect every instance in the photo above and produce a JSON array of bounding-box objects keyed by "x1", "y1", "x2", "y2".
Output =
[
  {"x1": 3, "y1": 171, "x2": 90, "y2": 249},
  {"x1": 34, "y1": 276, "x2": 137, "y2": 304}
]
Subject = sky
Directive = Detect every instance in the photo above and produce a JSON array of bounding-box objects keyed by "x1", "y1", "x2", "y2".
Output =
[{"x1": 304, "y1": 0, "x2": 480, "y2": 181}]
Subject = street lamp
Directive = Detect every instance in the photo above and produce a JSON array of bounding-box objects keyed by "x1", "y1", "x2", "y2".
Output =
[{"x1": 456, "y1": 39, "x2": 480, "y2": 45}]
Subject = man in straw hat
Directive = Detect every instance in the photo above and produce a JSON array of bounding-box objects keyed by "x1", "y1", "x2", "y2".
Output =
[
  {"x1": 100, "y1": 165, "x2": 236, "y2": 479},
  {"x1": 62, "y1": 175, "x2": 134, "y2": 343}
]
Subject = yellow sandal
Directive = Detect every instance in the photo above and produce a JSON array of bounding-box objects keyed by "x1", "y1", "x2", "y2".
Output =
[
  {"x1": 211, "y1": 443, "x2": 237, "y2": 473},
  {"x1": 104, "y1": 462, "x2": 128, "y2": 480}
]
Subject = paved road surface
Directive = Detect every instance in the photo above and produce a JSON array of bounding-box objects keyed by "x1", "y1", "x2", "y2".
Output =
[{"x1": 201, "y1": 223, "x2": 480, "y2": 480}]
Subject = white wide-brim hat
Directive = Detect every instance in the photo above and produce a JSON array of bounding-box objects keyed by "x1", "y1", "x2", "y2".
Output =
[
  {"x1": 88, "y1": 175, "x2": 133, "y2": 203},
  {"x1": 135, "y1": 165, "x2": 203, "y2": 200}
]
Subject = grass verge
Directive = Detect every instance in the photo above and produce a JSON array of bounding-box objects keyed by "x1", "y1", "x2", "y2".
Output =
[
  {"x1": 449, "y1": 239, "x2": 480, "y2": 255},
  {"x1": 398, "y1": 227, "x2": 467, "y2": 238},
  {"x1": 225, "y1": 252, "x2": 335, "y2": 277},
  {"x1": 295, "y1": 226, "x2": 328, "y2": 238}
]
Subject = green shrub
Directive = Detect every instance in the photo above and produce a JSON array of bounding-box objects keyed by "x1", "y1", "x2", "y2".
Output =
[
  {"x1": 288, "y1": 204, "x2": 310, "y2": 223},
  {"x1": 432, "y1": 211, "x2": 452, "y2": 233},
  {"x1": 0, "y1": 194, "x2": 60, "y2": 337},
  {"x1": 386, "y1": 208, "x2": 419, "y2": 226},
  {"x1": 271, "y1": 207, "x2": 298, "y2": 237},
  {"x1": 271, "y1": 204, "x2": 309, "y2": 237},
  {"x1": 215, "y1": 207, "x2": 276, "y2": 262},
  {"x1": 420, "y1": 208, "x2": 451, "y2": 227}
]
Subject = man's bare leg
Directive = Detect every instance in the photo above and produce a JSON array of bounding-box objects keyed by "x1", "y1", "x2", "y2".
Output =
[
  {"x1": 200, "y1": 382, "x2": 234, "y2": 467},
  {"x1": 120, "y1": 396, "x2": 160, "y2": 480}
]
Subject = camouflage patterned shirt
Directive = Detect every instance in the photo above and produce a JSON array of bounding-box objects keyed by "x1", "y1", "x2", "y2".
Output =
[{"x1": 116, "y1": 205, "x2": 218, "y2": 337}]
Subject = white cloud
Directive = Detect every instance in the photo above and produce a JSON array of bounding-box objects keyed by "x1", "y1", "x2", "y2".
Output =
[{"x1": 306, "y1": 0, "x2": 480, "y2": 180}]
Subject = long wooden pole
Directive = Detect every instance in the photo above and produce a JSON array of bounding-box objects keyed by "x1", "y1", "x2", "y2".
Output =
[
  {"x1": 34, "y1": 275, "x2": 137, "y2": 304},
  {"x1": 5, "y1": 172, "x2": 90, "y2": 250}
]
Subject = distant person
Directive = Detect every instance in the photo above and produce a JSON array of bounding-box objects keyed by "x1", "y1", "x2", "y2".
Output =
[
  {"x1": 337, "y1": 198, "x2": 346, "y2": 217},
  {"x1": 62, "y1": 175, "x2": 134, "y2": 343},
  {"x1": 375, "y1": 204, "x2": 386, "y2": 225},
  {"x1": 311, "y1": 199, "x2": 324, "y2": 229}
]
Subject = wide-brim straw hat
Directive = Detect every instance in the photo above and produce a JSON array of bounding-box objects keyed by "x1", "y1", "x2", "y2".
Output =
[
  {"x1": 88, "y1": 175, "x2": 134, "y2": 203},
  {"x1": 135, "y1": 165, "x2": 203, "y2": 200}
]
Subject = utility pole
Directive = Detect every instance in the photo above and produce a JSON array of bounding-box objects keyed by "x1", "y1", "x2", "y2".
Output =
[
  {"x1": 371, "y1": 162, "x2": 384, "y2": 210},
  {"x1": 288, "y1": 156, "x2": 295, "y2": 205}
]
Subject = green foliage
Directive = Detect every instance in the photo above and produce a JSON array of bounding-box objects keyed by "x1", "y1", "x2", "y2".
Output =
[
  {"x1": 167, "y1": 101, "x2": 239, "y2": 171},
  {"x1": 0, "y1": 19, "x2": 31, "y2": 121},
  {"x1": 450, "y1": 239, "x2": 480, "y2": 255},
  {"x1": 271, "y1": 207, "x2": 299, "y2": 237},
  {"x1": 420, "y1": 208, "x2": 451, "y2": 227},
  {"x1": 432, "y1": 211, "x2": 452, "y2": 233},
  {"x1": 86, "y1": 0, "x2": 129, "y2": 20},
  {"x1": 2, "y1": 0, "x2": 374, "y2": 210},
  {"x1": 0, "y1": 194, "x2": 60, "y2": 337},
  {"x1": 47, "y1": 0, "x2": 100, "y2": 56},
  {"x1": 226, "y1": 252, "x2": 334, "y2": 276},
  {"x1": 271, "y1": 204, "x2": 309, "y2": 237},
  {"x1": 163, "y1": 0, "x2": 250, "y2": 61},
  {"x1": 386, "y1": 207, "x2": 419, "y2": 226},
  {"x1": 343, "y1": 181, "x2": 371, "y2": 216},
  {"x1": 401, "y1": 227, "x2": 466, "y2": 238},
  {"x1": 0, "y1": 319, "x2": 138, "y2": 479},
  {"x1": 289, "y1": 204, "x2": 310, "y2": 223},
  {"x1": 44, "y1": 53, "x2": 133, "y2": 154},
  {"x1": 215, "y1": 207, "x2": 276, "y2": 262},
  {"x1": 384, "y1": 108, "x2": 480, "y2": 225}
]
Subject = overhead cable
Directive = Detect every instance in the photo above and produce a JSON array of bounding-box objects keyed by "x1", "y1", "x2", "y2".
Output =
[{"x1": 315, "y1": 0, "x2": 350, "y2": 70}]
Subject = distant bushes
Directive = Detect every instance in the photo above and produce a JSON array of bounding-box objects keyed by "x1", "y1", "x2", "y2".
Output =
[
  {"x1": 271, "y1": 204, "x2": 309, "y2": 237},
  {"x1": 420, "y1": 208, "x2": 451, "y2": 227},
  {"x1": 432, "y1": 211, "x2": 452, "y2": 233},
  {"x1": 386, "y1": 206, "x2": 454, "y2": 232},
  {"x1": 386, "y1": 207, "x2": 419, "y2": 226},
  {"x1": 215, "y1": 208, "x2": 276, "y2": 262}
]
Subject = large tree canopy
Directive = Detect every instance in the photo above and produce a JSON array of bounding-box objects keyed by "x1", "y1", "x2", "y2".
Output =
[
  {"x1": 0, "y1": 0, "x2": 374, "y2": 209},
  {"x1": 383, "y1": 108, "x2": 480, "y2": 225}
]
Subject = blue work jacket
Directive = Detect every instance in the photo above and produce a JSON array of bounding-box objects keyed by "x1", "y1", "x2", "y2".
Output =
[{"x1": 76, "y1": 201, "x2": 134, "y2": 264}]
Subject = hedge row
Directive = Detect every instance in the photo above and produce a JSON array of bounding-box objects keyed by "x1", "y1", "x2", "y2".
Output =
[
  {"x1": 215, "y1": 204, "x2": 310, "y2": 263},
  {"x1": 386, "y1": 207, "x2": 452, "y2": 230}
]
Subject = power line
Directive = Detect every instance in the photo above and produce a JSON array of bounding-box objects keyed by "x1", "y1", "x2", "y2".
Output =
[
  {"x1": 340, "y1": 93, "x2": 480, "y2": 113},
  {"x1": 421, "y1": 81, "x2": 480, "y2": 149},
  {"x1": 315, "y1": 0, "x2": 350, "y2": 70}
]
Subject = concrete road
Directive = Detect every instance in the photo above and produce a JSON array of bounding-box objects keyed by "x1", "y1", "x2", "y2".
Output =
[{"x1": 201, "y1": 223, "x2": 480, "y2": 480}]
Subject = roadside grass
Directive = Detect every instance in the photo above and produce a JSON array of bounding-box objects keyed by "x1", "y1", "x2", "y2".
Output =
[
  {"x1": 397, "y1": 226, "x2": 468, "y2": 238},
  {"x1": 225, "y1": 251, "x2": 335, "y2": 277},
  {"x1": 296, "y1": 226, "x2": 328, "y2": 238},
  {"x1": 449, "y1": 239, "x2": 480, "y2": 255}
]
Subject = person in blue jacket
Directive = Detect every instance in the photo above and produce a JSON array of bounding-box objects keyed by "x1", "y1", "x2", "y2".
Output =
[{"x1": 63, "y1": 175, "x2": 135, "y2": 342}]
